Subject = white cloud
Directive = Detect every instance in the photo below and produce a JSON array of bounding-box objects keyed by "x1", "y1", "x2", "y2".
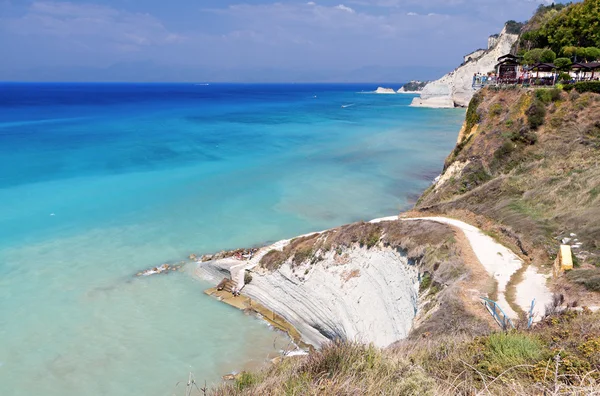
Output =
[
  {"x1": 2, "y1": 1, "x2": 185, "y2": 51},
  {"x1": 335, "y1": 4, "x2": 356, "y2": 13}
]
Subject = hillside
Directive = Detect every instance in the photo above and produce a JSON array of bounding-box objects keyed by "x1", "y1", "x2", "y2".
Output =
[
  {"x1": 417, "y1": 87, "x2": 600, "y2": 294},
  {"x1": 203, "y1": 86, "x2": 600, "y2": 396}
]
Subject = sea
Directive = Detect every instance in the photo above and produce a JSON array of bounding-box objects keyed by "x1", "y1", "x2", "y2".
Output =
[{"x1": 0, "y1": 83, "x2": 464, "y2": 396}]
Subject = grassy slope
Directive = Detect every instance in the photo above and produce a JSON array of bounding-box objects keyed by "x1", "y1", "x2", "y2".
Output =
[
  {"x1": 417, "y1": 87, "x2": 600, "y2": 292},
  {"x1": 214, "y1": 310, "x2": 600, "y2": 395}
]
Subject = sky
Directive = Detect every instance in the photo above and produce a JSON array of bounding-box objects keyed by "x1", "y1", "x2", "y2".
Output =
[{"x1": 0, "y1": 0, "x2": 569, "y2": 82}]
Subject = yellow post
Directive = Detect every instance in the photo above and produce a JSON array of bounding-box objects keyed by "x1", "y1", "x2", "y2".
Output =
[
  {"x1": 560, "y1": 245, "x2": 573, "y2": 271},
  {"x1": 554, "y1": 245, "x2": 573, "y2": 277}
]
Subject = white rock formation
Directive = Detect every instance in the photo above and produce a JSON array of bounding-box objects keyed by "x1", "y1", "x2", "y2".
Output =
[
  {"x1": 196, "y1": 215, "x2": 555, "y2": 348},
  {"x1": 411, "y1": 25, "x2": 519, "y2": 108},
  {"x1": 374, "y1": 87, "x2": 397, "y2": 94},
  {"x1": 197, "y1": 240, "x2": 420, "y2": 348},
  {"x1": 464, "y1": 49, "x2": 486, "y2": 64}
]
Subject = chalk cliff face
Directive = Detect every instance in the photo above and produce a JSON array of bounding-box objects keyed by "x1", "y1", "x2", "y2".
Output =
[
  {"x1": 411, "y1": 26, "x2": 519, "y2": 108},
  {"x1": 196, "y1": 219, "x2": 464, "y2": 348},
  {"x1": 242, "y1": 245, "x2": 419, "y2": 348}
]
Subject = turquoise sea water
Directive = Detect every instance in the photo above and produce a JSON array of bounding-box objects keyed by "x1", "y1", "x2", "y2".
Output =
[{"x1": 0, "y1": 83, "x2": 464, "y2": 395}]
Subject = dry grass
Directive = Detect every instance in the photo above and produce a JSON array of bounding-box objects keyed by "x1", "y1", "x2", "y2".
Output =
[
  {"x1": 211, "y1": 310, "x2": 600, "y2": 395},
  {"x1": 417, "y1": 88, "x2": 600, "y2": 281}
]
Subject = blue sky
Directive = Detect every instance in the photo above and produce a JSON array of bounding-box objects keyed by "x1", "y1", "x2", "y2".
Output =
[{"x1": 0, "y1": 0, "x2": 568, "y2": 82}]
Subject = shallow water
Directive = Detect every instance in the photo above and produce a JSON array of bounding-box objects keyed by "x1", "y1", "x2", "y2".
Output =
[{"x1": 0, "y1": 83, "x2": 464, "y2": 395}]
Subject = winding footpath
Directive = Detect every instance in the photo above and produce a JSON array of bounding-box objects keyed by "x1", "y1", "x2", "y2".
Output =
[{"x1": 398, "y1": 216, "x2": 553, "y2": 321}]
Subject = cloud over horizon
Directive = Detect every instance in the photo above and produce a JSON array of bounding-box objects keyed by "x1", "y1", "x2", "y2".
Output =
[{"x1": 0, "y1": 0, "x2": 572, "y2": 82}]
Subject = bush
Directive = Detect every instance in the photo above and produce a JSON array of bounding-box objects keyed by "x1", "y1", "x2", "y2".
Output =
[
  {"x1": 526, "y1": 99, "x2": 547, "y2": 129},
  {"x1": 573, "y1": 81, "x2": 600, "y2": 94},
  {"x1": 494, "y1": 141, "x2": 515, "y2": 161},
  {"x1": 244, "y1": 271, "x2": 253, "y2": 285},
  {"x1": 465, "y1": 93, "x2": 483, "y2": 134},
  {"x1": 558, "y1": 72, "x2": 572, "y2": 82},
  {"x1": 554, "y1": 57, "x2": 572, "y2": 71},
  {"x1": 489, "y1": 103, "x2": 503, "y2": 116},
  {"x1": 534, "y1": 88, "x2": 561, "y2": 104},
  {"x1": 480, "y1": 332, "x2": 543, "y2": 371},
  {"x1": 510, "y1": 127, "x2": 538, "y2": 145},
  {"x1": 540, "y1": 48, "x2": 557, "y2": 63},
  {"x1": 524, "y1": 48, "x2": 544, "y2": 65},
  {"x1": 505, "y1": 20, "x2": 524, "y2": 35},
  {"x1": 260, "y1": 249, "x2": 286, "y2": 271}
]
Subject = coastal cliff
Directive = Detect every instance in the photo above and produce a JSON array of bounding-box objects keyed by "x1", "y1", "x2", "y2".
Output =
[
  {"x1": 205, "y1": 2, "x2": 600, "y2": 393},
  {"x1": 197, "y1": 220, "x2": 486, "y2": 348},
  {"x1": 411, "y1": 25, "x2": 518, "y2": 108},
  {"x1": 208, "y1": 86, "x2": 600, "y2": 396}
]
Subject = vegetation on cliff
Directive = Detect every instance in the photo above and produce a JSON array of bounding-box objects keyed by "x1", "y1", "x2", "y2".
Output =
[
  {"x1": 418, "y1": 87, "x2": 600, "y2": 273},
  {"x1": 518, "y1": 0, "x2": 600, "y2": 60},
  {"x1": 212, "y1": 309, "x2": 600, "y2": 395},
  {"x1": 401, "y1": 80, "x2": 429, "y2": 92}
]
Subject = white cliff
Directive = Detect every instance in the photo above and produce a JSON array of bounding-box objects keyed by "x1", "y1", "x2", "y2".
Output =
[
  {"x1": 374, "y1": 87, "x2": 397, "y2": 94},
  {"x1": 411, "y1": 25, "x2": 519, "y2": 108},
  {"x1": 197, "y1": 239, "x2": 420, "y2": 348}
]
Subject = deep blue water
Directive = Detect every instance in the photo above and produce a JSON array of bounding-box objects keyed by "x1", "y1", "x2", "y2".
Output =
[{"x1": 0, "y1": 83, "x2": 464, "y2": 395}]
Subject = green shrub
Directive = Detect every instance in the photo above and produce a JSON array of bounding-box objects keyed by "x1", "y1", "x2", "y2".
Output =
[
  {"x1": 419, "y1": 272, "x2": 432, "y2": 292},
  {"x1": 494, "y1": 141, "x2": 515, "y2": 161},
  {"x1": 509, "y1": 127, "x2": 538, "y2": 145},
  {"x1": 465, "y1": 93, "x2": 483, "y2": 134},
  {"x1": 244, "y1": 271, "x2": 253, "y2": 284},
  {"x1": 540, "y1": 49, "x2": 557, "y2": 63},
  {"x1": 235, "y1": 372, "x2": 260, "y2": 391},
  {"x1": 558, "y1": 72, "x2": 572, "y2": 82},
  {"x1": 573, "y1": 81, "x2": 600, "y2": 94},
  {"x1": 260, "y1": 249, "x2": 287, "y2": 271},
  {"x1": 554, "y1": 57, "x2": 572, "y2": 71},
  {"x1": 526, "y1": 99, "x2": 546, "y2": 129},
  {"x1": 505, "y1": 20, "x2": 524, "y2": 35},
  {"x1": 453, "y1": 134, "x2": 473, "y2": 156},
  {"x1": 478, "y1": 332, "x2": 543, "y2": 375},
  {"x1": 293, "y1": 246, "x2": 314, "y2": 266},
  {"x1": 489, "y1": 103, "x2": 503, "y2": 116},
  {"x1": 562, "y1": 83, "x2": 575, "y2": 92},
  {"x1": 534, "y1": 88, "x2": 561, "y2": 104}
]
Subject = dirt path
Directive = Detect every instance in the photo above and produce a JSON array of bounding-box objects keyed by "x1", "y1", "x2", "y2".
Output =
[{"x1": 373, "y1": 215, "x2": 554, "y2": 322}]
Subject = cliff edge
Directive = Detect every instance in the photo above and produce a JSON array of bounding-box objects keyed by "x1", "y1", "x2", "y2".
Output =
[{"x1": 411, "y1": 25, "x2": 519, "y2": 108}]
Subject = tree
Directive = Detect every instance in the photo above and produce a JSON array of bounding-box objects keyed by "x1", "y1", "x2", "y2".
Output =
[
  {"x1": 562, "y1": 46, "x2": 578, "y2": 59},
  {"x1": 554, "y1": 57, "x2": 572, "y2": 71},
  {"x1": 542, "y1": 0, "x2": 600, "y2": 52},
  {"x1": 524, "y1": 48, "x2": 545, "y2": 64},
  {"x1": 541, "y1": 49, "x2": 557, "y2": 63},
  {"x1": 584, "y1": 47, "x2": 600, "y2": 62}
]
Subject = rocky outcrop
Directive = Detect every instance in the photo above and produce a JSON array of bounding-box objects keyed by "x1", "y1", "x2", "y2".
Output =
[
  {"x1": 195, "y1": 219, "x2": 469, "y2": 348},
  {"x1": 398, "y1": 80, "x2": 429, "y2": 93},
  {"x1": 198, "y1": 240, "x2": 419, "y2": 348},
  {"x1": 411, "y1": 25, "x2": 519, "y2": 108},
  {"x1": 374, "y1": 87, "x2": 397, "y2": 94}
]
